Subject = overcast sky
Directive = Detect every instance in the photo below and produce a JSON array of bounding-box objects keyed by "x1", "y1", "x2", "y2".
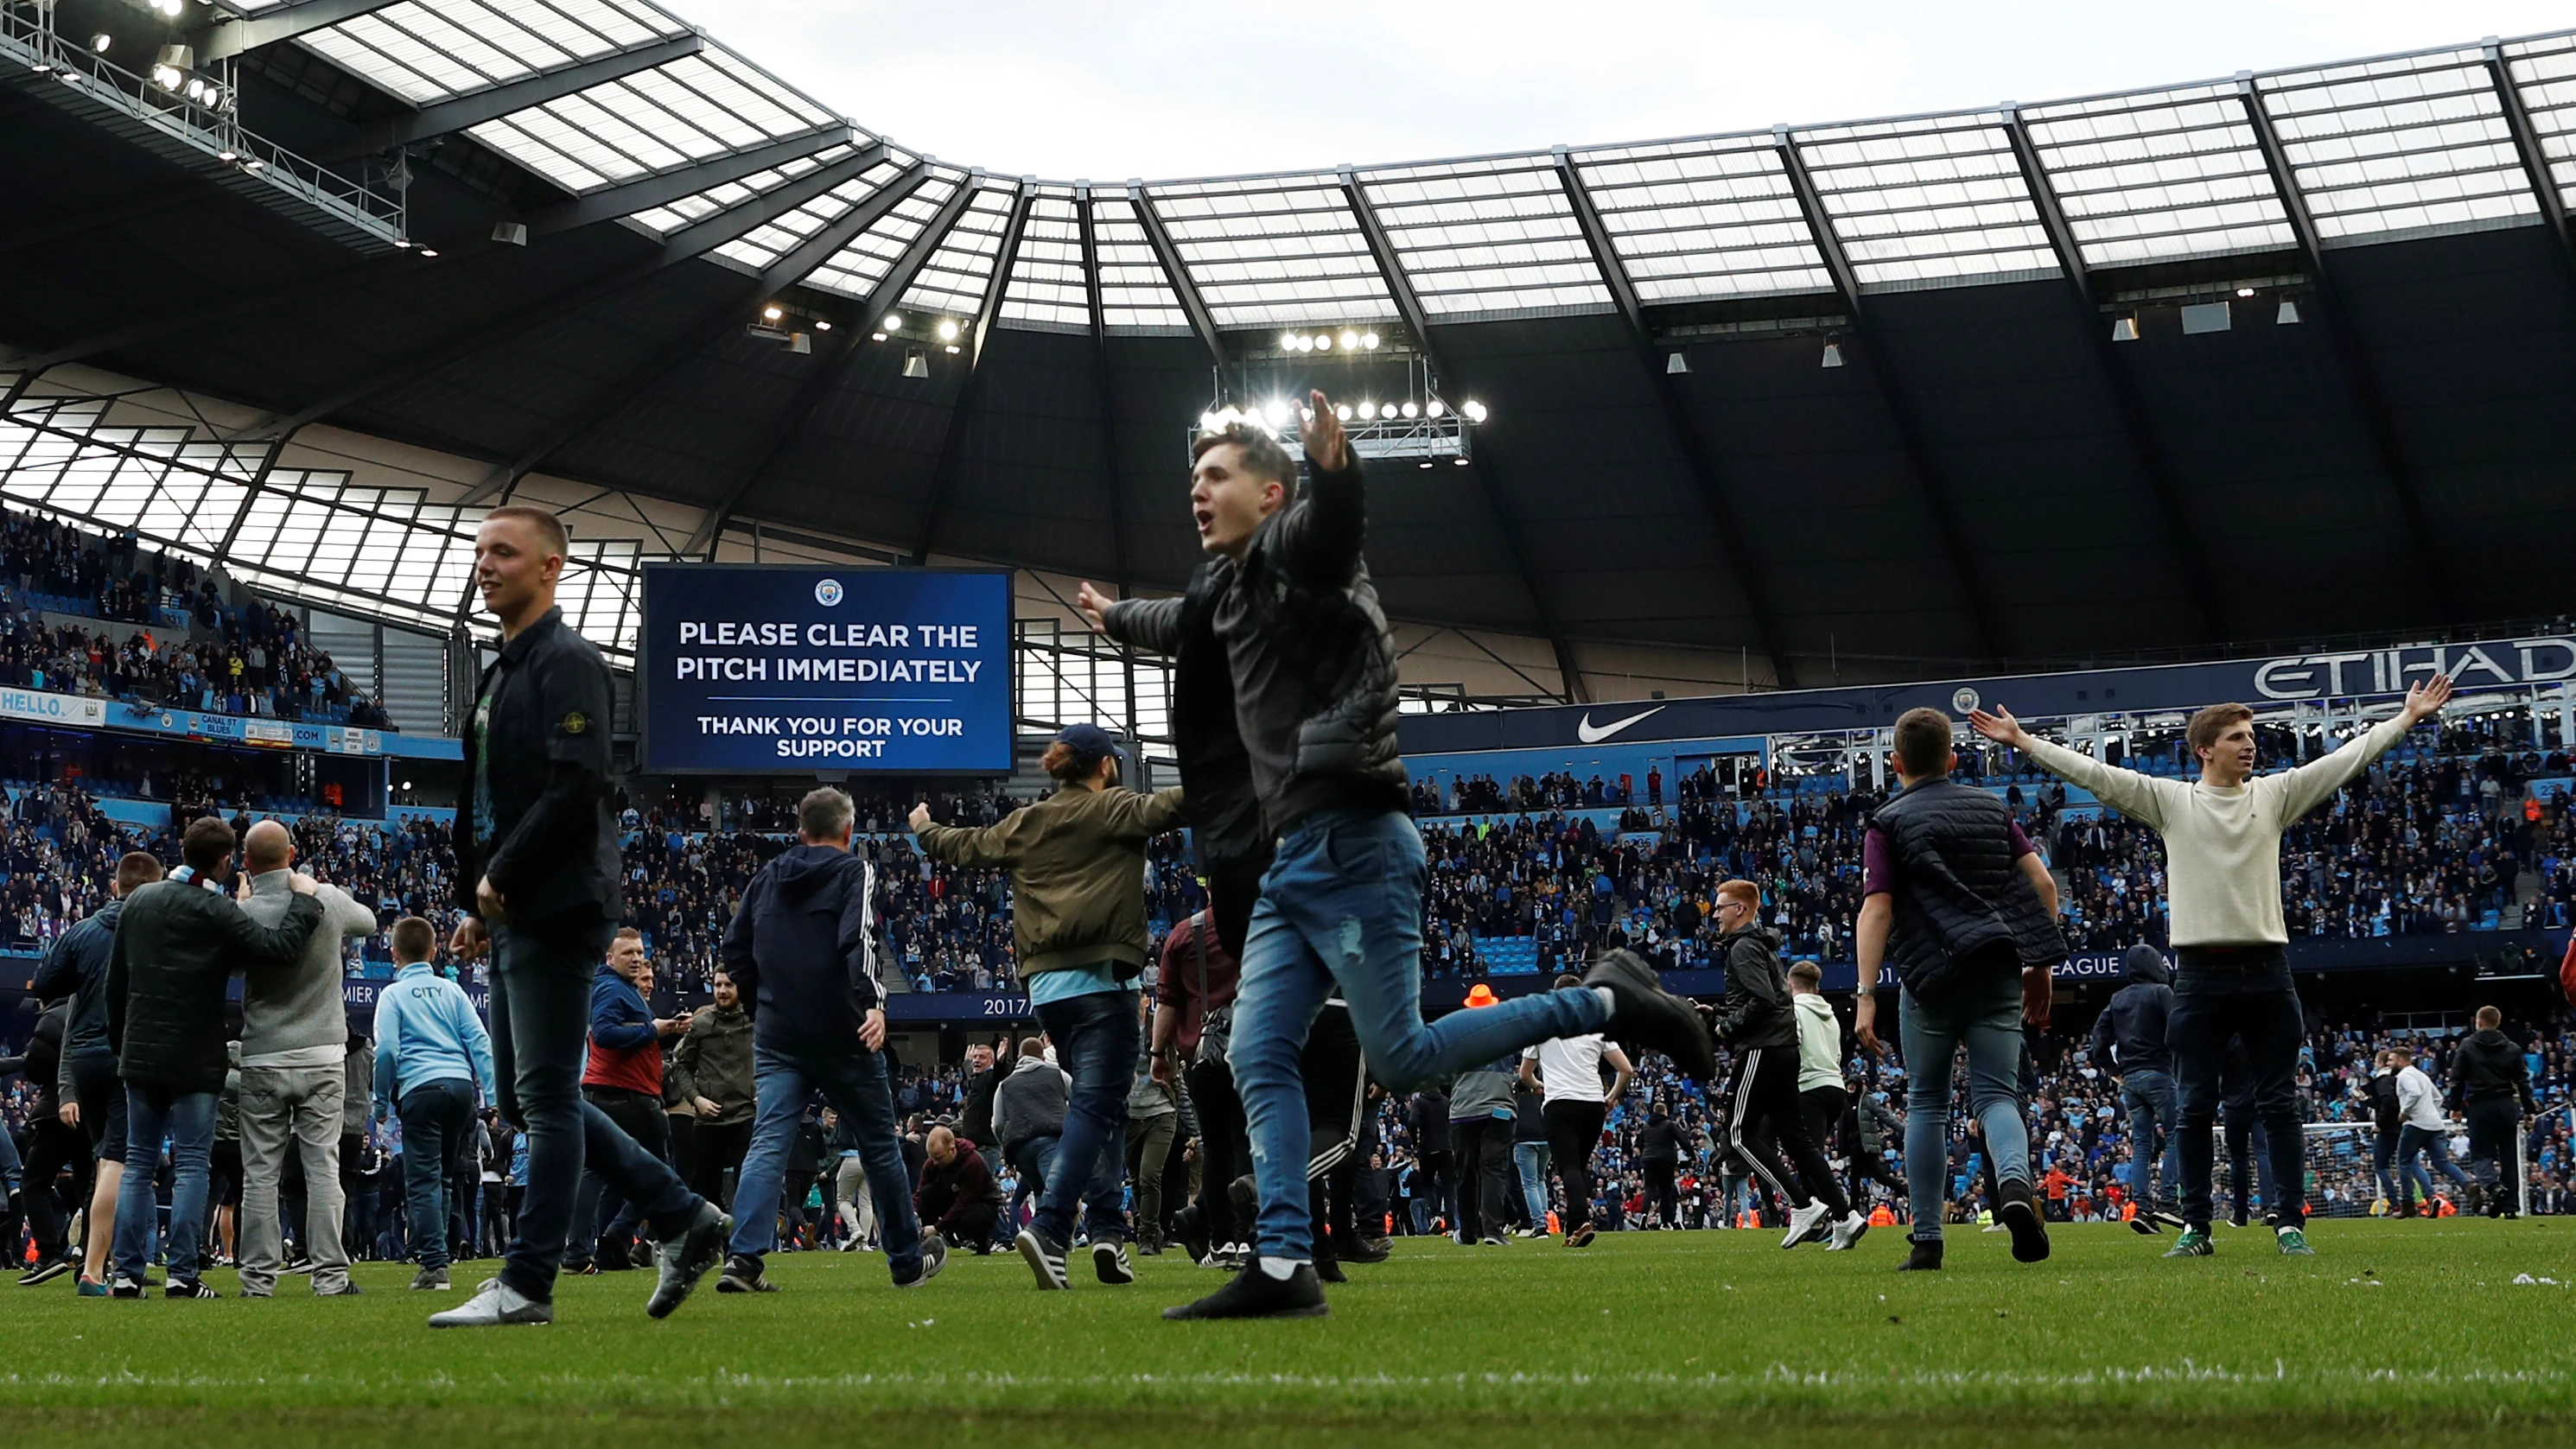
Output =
[{"x1": 682, "y1": 1, "x2": 2573, "y2": 181}]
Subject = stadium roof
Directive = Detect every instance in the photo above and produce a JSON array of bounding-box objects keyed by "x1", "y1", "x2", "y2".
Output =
[{"x1": 5, "y1": 7, "x2": 2576, "y2": 697}]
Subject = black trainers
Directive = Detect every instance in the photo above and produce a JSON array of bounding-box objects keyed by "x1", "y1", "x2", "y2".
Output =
[
  {"x1": 1313, "y1": 1254, "x2": 1347, "y2": 1284},
  {"x1": 19, "y1": 1255, "x2": 74, "y2": 1287},
  {"x1": 1997, "y1": 1179, "x2": 2051, "y2": 1264},
  {"x1": 716, "y1": 1254, "x2": 776, "y2": 1293},
  {"x1": 1583, "y1": 950, "x2": 1717, "y2": 1081},
  {"x1": 165, "y1": 1278, "x2": 221, "y2": 1299},
  {"x1": 1092, "y1": 1239, "x2": 1135, "y2": 1286},
  {"x1": 1015, "y1": 1227, "x2": 1071, "y2": 1290},
  {"x1": 110, "y1": 1275, "x2": 146, "y2": 1299},
  {"x1": 645, "y1": 1204, "x2": 731, "y2": 1319},
  {"x1": 1336, "y1": 1235, "x2": 1390, "y2": 1265},
  {"x1": 1163, "y1": 1262, "x2": 1330, "y2": 1320},
  {"x1": 894, "y1": 1232, "x2": 947, "y2": 1288},
  {"x1": 1896, "y1": 1238, "x2": 1944, "y2": 1272}
]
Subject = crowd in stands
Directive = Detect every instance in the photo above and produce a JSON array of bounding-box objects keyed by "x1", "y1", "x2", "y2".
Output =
[{"x1": 1, "y1": 504, "x2": 393, "y2": 728}]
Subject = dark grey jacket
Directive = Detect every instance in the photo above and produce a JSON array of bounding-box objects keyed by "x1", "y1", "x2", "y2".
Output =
[
  {"x1": 1709, "y1": 927, "x2": 1797, "y2": 1052},
  {"x1": 991, "y1": 1057, "x2": 1071, "y2": 1160},
  {"x1": 2089, "y1": 944, "x2": 2177, "y2": 1076},
  {"x1": 33, "y1": 899, "x2": 124, "y2": 1063},
  {"x1": 1103, "y1": 451, "x2": 1405, "y2": 837}
]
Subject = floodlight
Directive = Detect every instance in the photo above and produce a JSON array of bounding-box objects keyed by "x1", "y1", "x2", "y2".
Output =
[
  {"x1": 1666, "y1": 352, "x2": 1689, "y2": 374},
  {"x1": 1335, "y1": 404, "x2": 1352, "y2": 422},
  {"x1": 882, "y1": 314, "x2": 904, "y2": 333},
  {"x1": 902, "y1": 349, "x2": 929, "y2": 378},
  {"x1": 1452, "y1": 457, "x2": 1470, "y2": 467},
  {"x1": 814, "y1": 319, "x2": 831, "y2": 331},
  {"x1": 2236, "y1": 287, "x2": 2256, "y2": 298},
  {"x1": 761, "y1": 304, "x2": 785, "y2": 322},
  {"x1": 1418, "y1": 460, "x2": 1434, "y2": 469},
  {"x1": 1338, "y1": 331, "x2": 1358, "y2": 350},
  {"x1": 2110, "y1": 316, "x2": 2139, "y2": 342},
  {"x1": 1264, "y1": 400, "x2": 1291, "y2": 426},
  {"x1": 217, "y1": 149, "x2": 237, "y2": 162},
  {"x1": 1199, "y1": 412, "x2": 1219, "y2": 431},
  {"x1": 2276, "y1": 301, "x2": 2301, "y2": 325},
  {"x1": 1358, "y1": 402, "x2": 1377, "y2": 420},
  {"x1": 1315, "y1": 334, "x2": 1333, "y2": 351},
  {"x1": 1425, "y1": 399, "x2": 1445, "y2": 418},
  {"x1": 1462, "y1": 400, "x2": 1487, "y2": 423},
  {"x1": 870, "y1": 332, "x2": 887, "y2": 342},
  {"x1": 1400, "y1": 401, "x2": 1418, "y2": 418},
  {"x1": 90, "y1": 33, "x2": 111, "y2": 52},
  {"x1": 1280, "y1": 332, "x2": 1299, "y2": 349},
  {"x1": 937, "y1": 318, "x2": 961, "y2": 341},
  {"x1": 417, "y1": 248, "x2": 438, "y2": 258},
  {"x1": 1820, "y1": 341, "x2": 1844, "y2": 368},
  {"x1": 1361, "y1": 333, "x2": 1380, "y2": 349}
]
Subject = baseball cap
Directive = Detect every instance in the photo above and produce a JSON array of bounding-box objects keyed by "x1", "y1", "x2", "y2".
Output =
[{"x1": 1054, "y1": 722, "x2": 1122, "y2": 766}]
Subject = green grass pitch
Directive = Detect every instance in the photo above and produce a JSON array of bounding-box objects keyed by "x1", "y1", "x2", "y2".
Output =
[{"x1": 3, "y1": 1218, "x2": 2572, "y2": 1446}]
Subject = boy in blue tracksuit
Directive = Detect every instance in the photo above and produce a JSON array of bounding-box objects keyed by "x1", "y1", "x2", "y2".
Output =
[{"x1": 372, "y1": 917, "x2": 498, "y2": 1289}]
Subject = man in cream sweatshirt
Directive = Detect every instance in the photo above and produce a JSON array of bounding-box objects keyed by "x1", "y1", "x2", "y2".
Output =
[{"x1": 1969, "y1": 673, "x2": 2452, "y2": 1257}]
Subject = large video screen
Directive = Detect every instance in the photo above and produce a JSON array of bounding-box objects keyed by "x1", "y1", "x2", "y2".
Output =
[{"x1": 639, "y1": 565, "x2": 1012, "y2": 774}]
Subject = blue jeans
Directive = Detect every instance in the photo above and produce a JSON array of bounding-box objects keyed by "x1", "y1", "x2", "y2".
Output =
[
  {"x1": 727, "y1": 1034, "x2": 925, "y2": 1277},
  {"x1": 114, "y1": 1084, "x2": 218, "y2": 1284},
  {"x1": 2169, "y1": 955, "x2": 2306, "y2": 1230},
  {"x1": 490, "y1": 921, "x2": 700, "y2": 1301},
  {"x1": 1027, "y1": 986, "x2": 1139, "y2": 1246},
  {"x1": 1231, "y1": 809, "x2": 1610, "y2": 1259},
  {"x1": 2121, "y1": 1068, "x2": 2180, "y2": 1211},
  {"x1": 2396, "y1": 1123, "x2": 2470, "y2": 1211},
  {"x1": 398, "y1": 1077, "x2": 477, "y2": 1270},
  {"x1": 1899, "y1": 973, "x2": 2027, "y2": 1243},
  {"x1": 1512, "y1": 1141, "x2": 1552, "y2": 1227}
]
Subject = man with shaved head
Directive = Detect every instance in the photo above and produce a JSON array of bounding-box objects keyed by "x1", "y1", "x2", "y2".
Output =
[{"x1": 235, "y1": 818, "x2": 379, "y2": 1297}]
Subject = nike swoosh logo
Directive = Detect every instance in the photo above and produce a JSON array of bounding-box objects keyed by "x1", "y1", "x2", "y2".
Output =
[{"x1": 1575, "y1": 706, "x2": 1665, "y2": 744}]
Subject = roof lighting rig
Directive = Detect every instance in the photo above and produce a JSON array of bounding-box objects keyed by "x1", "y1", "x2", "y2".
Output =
[{"x1": 1193, "y1": 327, "x2": 1485, "y2": 469}]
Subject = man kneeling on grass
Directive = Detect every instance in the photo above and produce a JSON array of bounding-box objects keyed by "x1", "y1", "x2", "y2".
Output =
[{"x1": 1854, "y1": 708, "x2": 2065, "y2": 1272}]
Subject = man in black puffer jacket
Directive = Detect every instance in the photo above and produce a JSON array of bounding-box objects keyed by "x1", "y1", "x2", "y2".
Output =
[
  {"x1": 2089, "y1": 944, "x2": 2184, "y2": 1232},
  {"x1": 7, "y1": 999, "x2": 86, "y2": 1282},
  {"x1": 1087, "y1": 404, "x2": 1712, "y2": 1322},
  {"x1": 1708, "y1": 882, "x2": 1859, "y2": 1252},
  {"x1": 105, "y1": 817, "x2": 325, "y2": 1296},
  {"x1": 2448, "y1": 1005, "x2": 2535, "y2": 1217}
]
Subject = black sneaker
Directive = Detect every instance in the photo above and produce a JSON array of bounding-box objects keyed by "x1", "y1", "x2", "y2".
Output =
[
  {"x1": 1895, "y1": 1238, "x2": 1944, "y2": 1272},
  {"x1": 894, "y1": 1232, "x2": 947, "y2": 1288},
  {"x1": 2128, "y1": 1214, "x2": 2164, "y2": 1236},
  {"x1": 19, "y1": 1255, "x2": 74, "y2": 1287},
  {"x1": 645, "y1": 1204, "x2": 731, "y2": 1319},
  {"x1": 1336, "y1": 1235, "x2": 1390, "y2": 1265},
  {"x1": 716, "y1": 1254, "x2": 776, "y2": 1294},
  {"x1": 110, "y1": 1275, "x2": 146, "y2": 1299},
  {"x1": 1583, "y1": 950, "x2": 1717, "y2": 1081},
  {"x1": 1314, "y1": 1254, "x2": 1347, "y2": 1284},
  {"x1": 1163, "y1": 1262, "x2": 1330, "y2": 1320},
  {"x1": 1092, "y1": 1239, "x2": 1135, "y2": 1286},
  {"x1": 1997, "y1": 1179, "x2": 2051, "y2": 1264},
  {"x1": 166, "y1": 1278, "x2": 221, "y2": 1300},
  {"x1": 1015, "y1": 1227, "x2": 1071, "y2": 1290}
]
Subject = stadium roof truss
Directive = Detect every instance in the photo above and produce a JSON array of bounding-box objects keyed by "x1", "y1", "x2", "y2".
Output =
[{"x1": 14, "y1": 17, "x2": 2576, "y2": 695}]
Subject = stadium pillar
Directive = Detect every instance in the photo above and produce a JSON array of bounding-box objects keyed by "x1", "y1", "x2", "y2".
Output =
[
  {"x1": 1771, "y1": 129, "x2": 2007, "y2": 662},
  {"x1": 2236, "y1": 76, "x2": 2459, "y2": 627},
  {"x1": 2484, "y1": 41, "x2": 2576, "y2": 284},
  {"x1": 2000, "y1": 112, "x2": 2224, "y2": 645},
  {"x1": 910, "y1": 189, "x2": 1040, "y2": 566},
  {"x1": 681, "y1": 172, "x2": 994, "y2": 557},
  {"x1": 1339, "y1": 168, "x2": 1587, "y2": 703},
  {"x1": 1551, "y1": 147, "x2": 1797, "y2": 689},
  {"x1": 1078, "y1": 186, "x2": 1134, "y2": 594}
]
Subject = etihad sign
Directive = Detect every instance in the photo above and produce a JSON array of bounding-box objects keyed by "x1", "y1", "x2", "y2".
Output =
[{"x1": 2252, "y1": 638, "x2": 2576, "y2": 701}]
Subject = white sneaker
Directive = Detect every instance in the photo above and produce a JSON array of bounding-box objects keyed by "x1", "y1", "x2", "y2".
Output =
[
  {"x1": 1981, "y1": 1222, "x2": 2010, "y2": 1233},
  {"x1": 1824, "y1": 1211, "x2": 1870, "y2": 1251},
  {"x1": 1781, "y1": 1199, "x2": 1830, "y2": 1249},
  {"x1": 426, "y1": 1278, "x2": 552, "y2": 1328}
]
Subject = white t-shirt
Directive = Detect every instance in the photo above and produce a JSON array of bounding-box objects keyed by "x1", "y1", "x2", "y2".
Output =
[{"x1": 1523, "y1": 1034, "x2": 1612, "y2": 1105}]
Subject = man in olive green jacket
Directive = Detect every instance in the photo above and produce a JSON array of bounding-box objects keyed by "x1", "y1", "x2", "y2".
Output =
[{"x1": 910, "y1": 723, "x2": 1185, "y2": 1291}]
